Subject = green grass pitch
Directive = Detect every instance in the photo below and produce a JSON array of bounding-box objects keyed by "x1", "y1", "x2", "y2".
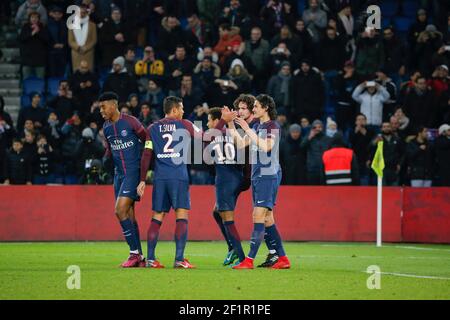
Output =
[{"x1": 0, "y1": 241, "x2": 449, "y2": 300}]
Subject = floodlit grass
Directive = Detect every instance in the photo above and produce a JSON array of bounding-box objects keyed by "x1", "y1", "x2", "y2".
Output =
[{"x1": 0, "y1": 241, "x2": 449, "y2": 299}]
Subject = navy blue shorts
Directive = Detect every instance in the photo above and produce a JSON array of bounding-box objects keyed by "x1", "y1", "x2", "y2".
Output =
[
  {"x1": 152, "y1": 179, "x2": 191, "y2": 212},
  {"x1": 251, "y1": 171, "x2": 282, "y2": 210},
  {"x1": 215, "y1": 170, "x2": 243, "y2": 212},
  {"x1": 114, "y1": 170, "x2": 140, "y2": 201}
]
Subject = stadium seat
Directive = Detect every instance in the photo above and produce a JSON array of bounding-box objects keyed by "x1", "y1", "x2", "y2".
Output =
[
  {"x1": 20, "y1": 93, "x2": 46, "y2": 109},
  {"x1": 47, "y1": 77, "x2": 65, "y2": 97},
  {"x1": 380, "y1": 1, "x2": 398, "y2": 17},
  {"x1": 22, "y1": 76, "x2": 45, "y2": 96},
  {"x1": 403, "y1": 1, "x2": 419, "y2": 17},
  {"x1": 394, "y1": 17, "x2": 413, "y2": 33},
  {"x1": 135, "y1": 46, "x2": 144, "y2": 60}
]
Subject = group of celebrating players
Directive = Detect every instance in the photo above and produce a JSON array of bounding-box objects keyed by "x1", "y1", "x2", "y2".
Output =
[{"x1": 99, "y1": 91, "x2": 291, "y2": 269}]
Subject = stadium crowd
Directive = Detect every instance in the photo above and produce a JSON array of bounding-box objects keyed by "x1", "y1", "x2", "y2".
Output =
[{"x1": 0, "y1": 0, "x2": 449, "y2": 186}]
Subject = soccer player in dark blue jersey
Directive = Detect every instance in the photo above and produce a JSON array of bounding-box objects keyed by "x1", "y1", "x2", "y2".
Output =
[
  {"x1": 99, "y1": 92, "x2": 152, "y2": 268},
  {"x1": 205, "y1": 107, "x2": 246, "y2": 266},
  {"x1": 226, "y1": 94, "x2": 291, "y2": 269},
  {"x1": 145, "y1": 96, "x2": 202, "y2": 269}
]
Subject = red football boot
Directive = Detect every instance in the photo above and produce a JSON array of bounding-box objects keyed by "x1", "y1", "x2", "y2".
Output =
[
  {"x1": 120, "y1": 253, "x2": 141, "y2": 268},
  {"x1": 232, "y1": 257, "x2": 254, "y2": 269},
  {"x1": 146, "y1": 259, "x2": 165, "y2": 268},
  {"x1": 137, "y1": 257, "x2": 146, "y2": 268},
  {"x1": 174, "y1": 258, "x2": 195, "y2": 269},
  {"x1": 271, "y1": 256, "x2": 291, "y2": 269}
]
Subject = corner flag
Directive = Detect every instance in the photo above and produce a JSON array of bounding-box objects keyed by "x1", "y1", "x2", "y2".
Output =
[{"x1": 371, "y1": 141, "x2": 385, "y2": 177}]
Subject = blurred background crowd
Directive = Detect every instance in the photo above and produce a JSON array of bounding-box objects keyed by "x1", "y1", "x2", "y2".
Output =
[{"x1": 0, "y1": 0, "x2": 449, "y2": 186}]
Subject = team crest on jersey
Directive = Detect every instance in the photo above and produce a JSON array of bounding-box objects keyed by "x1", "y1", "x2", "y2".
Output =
[{"x1": 121, "y1": 130, "x2": 128, "y2": 137}]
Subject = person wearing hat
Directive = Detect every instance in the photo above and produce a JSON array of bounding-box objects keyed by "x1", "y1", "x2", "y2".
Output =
[
  {"x1": 98, "y1": 5, "x2": 131, "y2": 68},
  {"x1": 68, "y1": 4, "x2": 97, "y2": 72},
  {"x1": 75, "y1": 127, "x2": 104, "y2": 183},
  {"x1": 102, "y1": 56, "x2": 138, "y2": 103},
  {"x1": 267, "y1": 61, "x2": 292, "y2": 113},
  {"x1": 435, "y1": 124, "x2": 450, "y2": 186},
  {"x1": 416, "y1": 24, "x2": 444, "y2": 76},
  {"x1": 225, "y1": 58, "x2": 252, "y2": 93},
  {"x1": 47, "y1": 5, "x2": 68, "y2": 77},
  {"x1": 429, "y1": 64, "x2": 449, "y2": 98},
  {"x1": 280, "y1": 123, "x2": 306, "y2": 185},
  {"x1": 300, "y1": 119, "x2": 332, "y2": 185},
  {"x1": 407, "y1": 8, "x2": 428, "y2": 52}
]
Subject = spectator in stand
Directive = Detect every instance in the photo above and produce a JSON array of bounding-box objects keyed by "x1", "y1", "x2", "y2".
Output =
[
  {"x1": 374, "y1": 70, "x2": 398, "y2": 120},
  {"x1": 407, "y1": 9, "x2": 428, "y2": 57},
  {"x1": 300, "y1": 119, "x2": 331, "y2": 185},
  {"x1": 224, "y1": 59, "x2": 252, "y2": 94},
  {"x1": 371, "y1": 122, "x2": 404, "y2": 186},
  {"x1": 406, "y1": 126, "x2": 434, "y2": 187},
  {"x1": 270, "y1": 25, "x2": 302, "y2": 66},
  {"x1": 126, "y1": 94, "x2": 140, "y2": 118},
  {"x1": 261, "y1": 0, "x2": 298, "y2": 37},
  {"x1": 354, "y1": 27, "x2": 384, "y2": 79},
  {"x1": 98, "y1": 6, "x2": 130, "y2": 70},
  {"x1": 186, "y1": 13, "x2": 214, "y2": 48},
  {"x1": 17, "y1": 93, "x2": 47, "y2": 133},
  {"x1": 399, "y1": 70, "x2": 422, "y2": 101},
  {"x1": 334, "y1": 60, "x2": 357, "y2": 135},
  {"x1": 0, "y1": 97, "x2": 15, "y2": 181},
  {"x1": 47, "y1": 5, "x2": 67, "y2": 77},
  {"x1": 32, "y1": 134, "x2": 56, "y2": 185},
  {"x1": 157, "y1": 16, "x2": 190, "y2": 58},
  {"x1": 19, "y1": 11, "x2": 49, "y2": 79},
  {"x1": 293, "y1": 19, "x2": 313, "y2": 60},
  {"x1": 349, "y1": 113, "x2": 375, "y2": 185},
  {"x1": 69, "y1": 60, "x2": 100, "y2": 117},
  {"x1": 206, "y1": 78, "x2": 238, "y2": 108},
  {"x1": 124, "y1": 46, "x2": 137, "y2": 78},
  {"x1": 302, "y1": 0, "x2": 327, "y2": 44},
  {"x1": 428, "y1": 64, "x2": 449, "y2": 99},
  {"x1": 48, "y1": 80, "x2": 75, "y2": 124},
  {"x1": 222, "y1": 39, "x2": 249, "y2": 75},
  {"x1": 314, "y1": 26, "x2": 346, "y2": 75},
  {"x1": 60, "y1": 112, "x2": 84, "y2": 184},
  {"x1": 145, "y1": 78, "x2": 166, "y2": 118},
  {"x1": 15, "y1": 0, "x2": 48, "y2": 26},
  {"x1": 68, "y1": 4, "x2": 97, "y2": 72},
  {"x1": 243, "y1": 27, "x2": 270, "y2": 92},
  {"x1": 382, "y1": 27, "x2": 406, "y2": 87},
  {"x1": 269, "y1": 42, "x2": 294, "y2": 74},
  {"x1": 435, "y1": 124, "x2": 450, "y2": 186},
  {"x1": 139, "y1": 101, "x2": 159, "y2": 127},
  {"x1": 102, "y1": 56, "x2": 138, "y2": 103},
  {"x1": 75, "y1": 127, "x2": 105, "y2": 183},
  {"x1": 220, "y1": 0, "x2": 246, "y2": 28},
  {"x1": 325, "y1": 117, "x2": 338, "y2": 138},
  {"x1": 165, "y1": 45, "x2": 195, "y2": 91},
  {"x1": 291, "y1": 60, "x2": 325, "y2": 122},
  {"x1": 213, "y1": 24, "x2": 243, "y2": 68},
  {"x1": 3, "y1": 139, "x2": 32, "y2": 185},
  {"x1": 392, "y1": 107, "x2": 412, "y2": 139},
  {"x1": 42, "y1": 111, "x2": 62, "y2": 152},
  {"x1": 187, "y1": 104, "x2": 209, "y2": 129},
  {"x1": 134, "y1": 46, "x2": 165, "y2": 93},
  {"x1": 336, "y1": 4, "x2": 355, "y2": 60},
  {"x1": 404, "y1": 76, "x2": 436, "y2": 130},
  {"x1": 267, "y1": 61, "x2": 292, "y2": 114},
  {"x1": 193, "y1": 56, "x2": 221, "y2": 91},
  {"x1": 22, "y1": 130, "x2": 37, "y2": 163},
  {"x1": 352, "y1": 81, "x2": 390, "y2": 130},
  {"x1": 280, "y1": 123, "x2": 306, "y2": 185},
  {"x1": 415, "y1": 25, "x2": 443, "y2": 77},
  {"x1": 169, "y1": 74, "x2": 203, "y2": 116}
]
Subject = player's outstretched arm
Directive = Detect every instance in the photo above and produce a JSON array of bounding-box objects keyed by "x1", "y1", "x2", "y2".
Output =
[{"x1": 234, "y1": 117, "x2": 275, "y2": 152}]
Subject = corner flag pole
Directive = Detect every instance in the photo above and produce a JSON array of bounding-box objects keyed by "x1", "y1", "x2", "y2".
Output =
[
  {"x1": 376, "y1": 176, "x2": 382, "y2": 247},
  {"x1": 371, "y1": 140, "x2": 385, "y2": 247}
]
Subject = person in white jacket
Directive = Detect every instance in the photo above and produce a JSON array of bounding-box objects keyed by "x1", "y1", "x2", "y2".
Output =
[{"x1": 352, "y1": 81, "x2": 390, "y2": 128}]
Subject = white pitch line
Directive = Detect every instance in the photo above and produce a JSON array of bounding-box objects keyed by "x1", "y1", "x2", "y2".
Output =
[
  {"x1": 394, "y1": 246, "x2": 450, "y2": 252},
  {"x1": 367, "y1": 271, "x2": 450, "y2": 281}
]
